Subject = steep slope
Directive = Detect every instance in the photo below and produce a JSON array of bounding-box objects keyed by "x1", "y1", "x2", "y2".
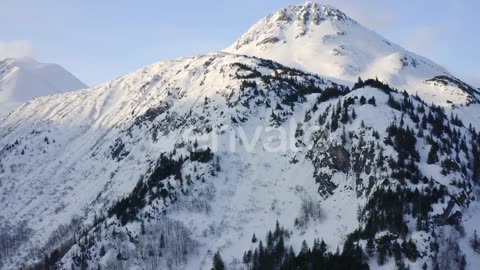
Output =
[
  {"x1": 224, "y1": 2, "x2": 480, "y2": 107},
  {"x1": 0, "y1": 52, "x2": 341, "y2": 269},
  {"x1": 0, "y1": 57, "x2": 87, "y2": 116},
  {"x1": 1, "y1": 52, "x2": 479, "y2": 270}
]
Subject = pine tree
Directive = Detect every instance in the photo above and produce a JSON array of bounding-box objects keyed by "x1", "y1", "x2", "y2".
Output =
[
  {"x1": 212, "y1": 251, "x2": 225, "y2": 270},
  {"x1": 99, "y1": 245, "x2": 106, "y2": 257},
  {"x1": 252, "y1": 233, "x2": 257, "y2": 243},
  {"x1": 360, "y1": 96, "x2": 366, "y2": 105},
  {"x1": 275, "y1": 234, "x2": 285, "y2": 258},
  {"x1": 141, "y1": 221, "x2": 146, "y2": 235},
  {"x1": 300, "y1": 240, "x2": 309, "y2": 254},
  {"x1": 274, "y1": 220, "x2": 281, "y2": 238},
  {"x1": 472, "y1": 230, "x2": 480, "y2": 253},
  {"x1": 427, "y1": 143, "x2": 439, "y2": 164},
  {"x1": 312, "y1": 238, "x2": 320, "y2": 252},
  {"x1": 160, "y1": 233, "x2": 165, "y2": 249},
  {"x1": 377, "y1": 241, "x2": 386, "y2": 266},
  {"x1": 460, "y1": 255, "x2": 467, "y2": 270},
  {"x1": 392, "y1": 241, "x2": 402, "y2": 262},
  {"x1": 351, "y1": 107, "x2": 357, "y2": 119},
  {"x1": 243, "y1": 251, "x2": 249, "y2": 263},
  {"x1": 366, "y1": 238, "x2": 375, "y2": 257},
  {"x1": 267, "y1": 231, "x2": 274, "y2": 250},
  {"x1": 341, "y1": 108, "x2": 349, "y2": 124},
  {"x1": 341, "y1": 127, "x2": 347, "y2": 144},
  {"x1": 319, "y1": 239, "x2": 327, "y2": 254},
  {"x1": 331, "y1": 112, "x2": 339, "y2": 131}
]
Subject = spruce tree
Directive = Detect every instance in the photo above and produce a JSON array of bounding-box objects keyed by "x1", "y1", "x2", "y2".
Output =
[
  {"x1": 252, "y1": 233, "x2": 257, "y2": 243},
  {"x1": 160, "y1": 233, "x2": 165, "y2": 249},
  {"x1": 360, "y1": 96, "x2": 366, "y2": 105},
  {"x1": 472, "y1": 230, "x2": 480, "y2": 253},
  {"x1": 319, "y1": 239, "x2": 327, "y2": 254},
  {"x1": 366, "y1": 238, "x2": 375, "y2": 257},
  {"x1": 427, "y1": 144, "x2": 438, "y2": 164},
  {"x1": 212, "y1": 251, "x2": 225, "y2": 270},
  {"x1": 351, "y1": 107, "x2": 357, "y2": 119},
  {"x1": 300, "y1": 240, "x2": 309, "y2": 254}
]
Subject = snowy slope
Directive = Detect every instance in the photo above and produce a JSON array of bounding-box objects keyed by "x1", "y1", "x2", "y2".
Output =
[
  {"x1": 1, "y1": 3, "x2": 480, "y2": 270},
  {"x1": 0, "y1": 52, "x2": 342, "y2": 269},
  {"x1": 224, "y1": 2, "x2": 480, "y2": 107},
  {"x1": 0, "y1": 57, "x2": 87, "y2": 116},
  {"x1": 0, "y1": 51, "x2": 478, "y2": 270}
]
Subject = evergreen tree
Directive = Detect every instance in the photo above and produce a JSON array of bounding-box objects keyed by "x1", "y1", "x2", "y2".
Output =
[
  {"x1": 300, "y1": 240, "x2": 310, "y2": 255},
  {"x1": 267, "y1": 231, "x2": 274, "y2": 250},
  {"x1": 99, "y1": 245, "x2": 106, "y2": 257},
  {"x1": 366, "y1": 238, "x2": 375, "y2": 257},
  {"x1": 377, "y1": 241, "x2": 387, "y2": 266},
  {"x1": 341, "y1": 107, "x2": 349, "y2": 124},
  {"x1": 360, "y1": 96, "x2": 366, "y2": 105},
  {"x1": 460, "y1": 255, "x2": 467, "y2": 270},
  {"x1": 160, "y1": 233, "x2": 165, "y2": 249},
  {"x1": 472, "y1": 230, "x2": 480, "y2": 253},
  {"x1": 427, "y1": 144, "x2": 439, "y2": 164},
  {"x1": 212, "y1": 251, "x2": 225, "y2": 270}
]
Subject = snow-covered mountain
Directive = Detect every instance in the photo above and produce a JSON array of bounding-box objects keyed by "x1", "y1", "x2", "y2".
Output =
[
  {"x1": 0, "y1": 57, "x2": 87, "y2": 116},
  {"x1": 1, "y1": 2, "x2": 480, "y2": 270},
  {"x1": 224, "y1": 2, "x2": 480, "y2": 107}
]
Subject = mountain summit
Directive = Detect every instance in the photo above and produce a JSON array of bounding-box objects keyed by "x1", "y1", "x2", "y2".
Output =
[
  {"x1": 0, "y1": 57, "x2": 87, "y2": 116},
  {"x1": 225, "y1": 2, "x2": 479, "y2": 107}
]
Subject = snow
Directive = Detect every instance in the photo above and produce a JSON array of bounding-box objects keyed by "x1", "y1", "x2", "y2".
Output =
[
  {"x1": 1, "y1": 2, "x2": 479, "y2": 270},
  {"x1": 224, "y1": 2, "x2": 478, "y2": 107},
  {"x1": 0, "y1": 52, "x2": 335, "y2": 268},
  {"x1": 0, "y1": 57, "x2": 87, "y2": 116}
]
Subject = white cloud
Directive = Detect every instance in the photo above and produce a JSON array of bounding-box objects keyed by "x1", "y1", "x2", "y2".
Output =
[{"x1": 0, "y1": 40, "x2": 34, "y2": 60}]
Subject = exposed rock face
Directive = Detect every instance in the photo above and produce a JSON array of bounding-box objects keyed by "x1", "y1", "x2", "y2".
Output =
[{"x1": 329, "y1": 145, "x2": 350, "y2": 172}]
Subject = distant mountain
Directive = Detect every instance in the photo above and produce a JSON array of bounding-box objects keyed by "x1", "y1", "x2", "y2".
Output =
[
  {"x1": 1, "y1": 2, "x2": 480, "y2": 270},
  {"x1": 0, "y1": 57, "x2": 87, "y2": 116},
  {"x1": 225, "y1": 1, "x2": 480, "y2": 107}
]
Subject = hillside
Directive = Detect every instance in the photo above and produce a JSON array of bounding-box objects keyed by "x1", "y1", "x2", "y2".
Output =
[{"x1": 1, "y1": 2, "x2": 480, "y2": 270}]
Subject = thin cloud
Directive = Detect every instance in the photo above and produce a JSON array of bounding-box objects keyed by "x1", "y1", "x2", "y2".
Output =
[{"x1": 0, "y1": 40, "x2": 34, "y2": 60}]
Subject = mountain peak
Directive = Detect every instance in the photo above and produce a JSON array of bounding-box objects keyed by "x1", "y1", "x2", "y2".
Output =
[
  {"x1": 224, "y1": 2, "x2": 480, "y2": 107},
  {"x1": 0, "y1": 57, "x2": 87, "y2": 116},
  {"x1": 288, "y1": 1, "x2": 353, "y2": 24},
  {"x1": 225, "y1": 2, "x2": 354, "y2": 54},
  {"x1": 266, "y1": 2, "x2": 354, "y2": 37}
]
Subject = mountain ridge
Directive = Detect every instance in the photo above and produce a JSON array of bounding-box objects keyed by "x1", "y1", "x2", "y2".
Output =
[
  {"x1": 224, "y1": 2, "x2": 478, "y2": 108},
  {"x1": 1, "y1": 2, "x2": 480, "y2": 270}
]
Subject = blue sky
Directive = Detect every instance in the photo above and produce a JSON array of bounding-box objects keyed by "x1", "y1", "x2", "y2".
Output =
[{"x1": 1, "y1": 0, "x2": 478, "y2": 87}]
